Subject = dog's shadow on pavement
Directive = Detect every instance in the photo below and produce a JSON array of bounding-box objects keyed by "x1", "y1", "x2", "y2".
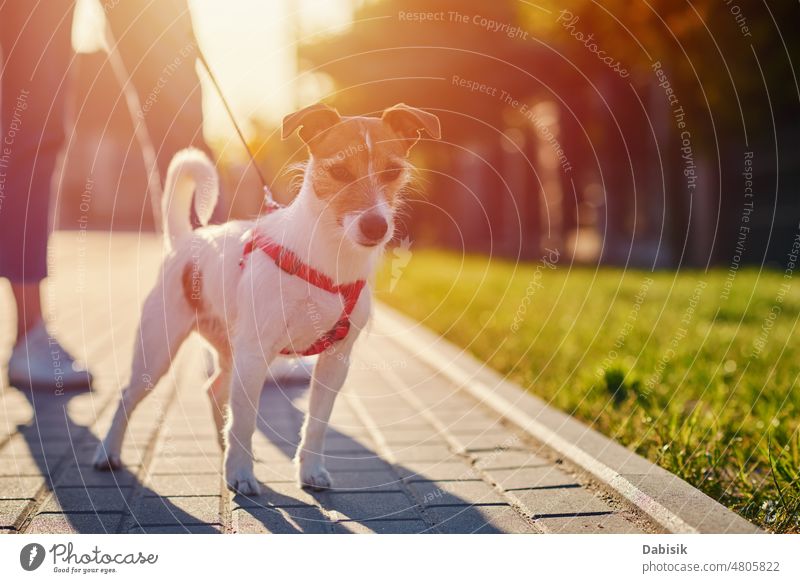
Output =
[
  {"x1": 14, "y1": 385, "x2": 216, "y2": 534},
  {"x1": 13, "y1": 379, "x2": 499, "y2": 533},
  {"x1": 232, "y1": 377, "x2": 501, "y2": 534}
]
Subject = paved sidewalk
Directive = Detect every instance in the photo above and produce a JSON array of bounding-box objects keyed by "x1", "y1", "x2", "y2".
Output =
[{"x1": 0, "y1": 233, "x2": 709, "y2": 533}]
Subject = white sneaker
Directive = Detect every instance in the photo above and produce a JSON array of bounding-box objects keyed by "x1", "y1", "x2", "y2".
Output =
[{"x1": 7, "y1": 323, "x2": 92, "y2": 390}]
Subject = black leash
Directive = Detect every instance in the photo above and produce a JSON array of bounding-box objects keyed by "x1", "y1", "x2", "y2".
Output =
[{"x1": 196, "y1": 47, "x2": 281, "y2": 211}]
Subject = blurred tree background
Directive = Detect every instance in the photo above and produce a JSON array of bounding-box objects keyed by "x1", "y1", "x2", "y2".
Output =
[
  {"x1": 57, "y1": 0, "x2": 800, "y2": 269},
  {"x1": 273, "y1": 0, "x2": 799, "y2": 268}
]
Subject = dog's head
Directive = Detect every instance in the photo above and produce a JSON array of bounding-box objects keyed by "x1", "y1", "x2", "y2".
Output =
[{"x1": 282, "y1": 103, "x2": 440, "y2": 249}]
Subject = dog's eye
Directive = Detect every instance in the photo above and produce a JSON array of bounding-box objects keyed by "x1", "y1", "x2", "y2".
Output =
[
  {"x1": 381, "y1": 165, "x2": 404, "y2": 183},
  {"x1": 328, "y1": 164, "x2": 354, "y2": 182}
]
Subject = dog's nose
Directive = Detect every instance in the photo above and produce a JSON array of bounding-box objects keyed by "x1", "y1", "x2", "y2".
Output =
[{"x1": 359, "y1": 212, "x2": 388, "y2": 242}]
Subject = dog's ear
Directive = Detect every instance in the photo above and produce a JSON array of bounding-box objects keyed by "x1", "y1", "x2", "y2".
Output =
[
  {"x1": 282, "y1": 103, "x2": 342, "y2": 144},
  {"x1": 382, "y1": 104, "x2": 441, "y2": 152}
]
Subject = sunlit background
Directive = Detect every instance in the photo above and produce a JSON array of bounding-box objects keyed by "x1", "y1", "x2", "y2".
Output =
[
  {"x1": 62, "y1": 0, "x2": 800, "y2": 271},
  {"x1": 72, "y1": 0, "x2": 351, "y2": 139}
]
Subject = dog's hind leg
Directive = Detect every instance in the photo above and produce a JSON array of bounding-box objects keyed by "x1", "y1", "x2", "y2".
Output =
[
  {"x1": 223, "y1": 341, "x2": 273, "y2": 496},
  {"x1": 223, "y1": 307, "x2": 282, "y2": 495},
  {"x1": 205, "y1": 346, "x2": 232, "y2": 450},
  {"x1": 93, "y1": 286, "x2": 192, "y2": 471}
]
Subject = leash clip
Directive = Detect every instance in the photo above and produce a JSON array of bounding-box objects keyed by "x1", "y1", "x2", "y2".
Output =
[{"x1": 263, "y1": 185, "x2": 282, "y2": 213}]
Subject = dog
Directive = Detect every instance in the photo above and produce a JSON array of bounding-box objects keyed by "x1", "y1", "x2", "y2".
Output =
[{"x1": 92, "y1": 103, "x2": 440, "y2": 494}]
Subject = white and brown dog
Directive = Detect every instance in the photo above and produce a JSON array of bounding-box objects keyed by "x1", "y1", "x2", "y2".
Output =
[{"x1": 92, "y1": 103, "x2": 440, "y2": 494}]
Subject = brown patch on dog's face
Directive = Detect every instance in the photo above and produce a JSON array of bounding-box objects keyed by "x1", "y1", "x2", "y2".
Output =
[
  {"x1": 182, "y1": 261, "x2": 204, "y2": 313},
  {"x1": 307, "y1": 117, "x2": 410, "y2": 219}
]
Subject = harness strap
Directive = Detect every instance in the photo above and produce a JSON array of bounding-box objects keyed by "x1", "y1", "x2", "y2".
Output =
[{"x1": 240, "y1": 231, "x2": 366, "y2": 356}]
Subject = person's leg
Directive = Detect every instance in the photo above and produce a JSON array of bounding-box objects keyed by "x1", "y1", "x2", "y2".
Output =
[
  {"x1": 104, "y1": 0, "x2": 222, "y2": 228},
  {"x1": 10, "y1": 283, "x2": 42, "y2": 341},
  {"x1": 0, "y1": 0, "x2": 74, "y2": 340},
  {"x1": 104, "y1": 0, "x2": 208, "y2": 175},
  {"x1": 1, "y1": 1, "x2": 91, "y2": 389}
]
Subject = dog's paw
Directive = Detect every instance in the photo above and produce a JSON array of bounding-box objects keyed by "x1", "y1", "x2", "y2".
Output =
[
  {"x1": 298, "y1": 463, "x2": 333, "y2": 491},
  {"x1": 92, "y1": 446, "x2": 121, "y2": 471},
  {"x1": 226, "y1": 466, "x2": 263, "y2": 496}
]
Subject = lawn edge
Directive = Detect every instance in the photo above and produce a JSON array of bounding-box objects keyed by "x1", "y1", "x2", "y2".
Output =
[{"x1": 373, "y1": 303, "x2": 763, "y2": 534}]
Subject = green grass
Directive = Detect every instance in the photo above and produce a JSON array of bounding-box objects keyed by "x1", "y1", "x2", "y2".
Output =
[{"x1": 375, "y1": 250, "x2": 800, "y2": 532}]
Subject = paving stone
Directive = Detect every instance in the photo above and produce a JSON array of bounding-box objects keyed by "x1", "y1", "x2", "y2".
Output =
[
  {"x1": 128, "y1": 523, "x2": 222, "y2": 534},
  {"x1": 431, "y1": 504, "x2": 536, "y2": 533},
  {"x1": 372, "y1": 424, "x2": 438, "y2": 440},
  {"x1": 0, "y1": 499, "x2": 31, "y2": 527},
  {"x1": 149, "y1": 454, "x2": 221, "y2": 475},
  {"x1": 429, "y1": 405, "x2": 497, "y2": 421},
  {"x1": 324, "y1": 455, "x2": 393, "y2": 473},
  {"x1": 422, "y1": 393, "x2": 482, "y2": 412},
  {"x1": 232, "y1": 482, "x2": 318, "y2": 509},
  {"x1": 397, "y1": 459, "x2": 481, "y2": 481},
  {"x1": 161, "y1": 433, "x2": 223, "y2": 444},
  {"x1": 0, "y1": 476, "x2": 45, "y2": 499},
  {"x1": 324, "y1": 434, "x2": 376, "y2": 451},
  {"x1": 437, "y1": 418, "x2": 506, "y2": 433},
  {"x1": 392, "y1": 443, "x2": 455, "y2": 463},
  {"x1": 55, "y1": 465, "x2": 138, "y2": 488},
  {"x1": 143, "y1": 473, "x2": 223, "y2": 497},
  {"x1": 253, "y1": 445, "x2": 297, "y2": 462},
  {"x1": 323, "y1": 450, "x2": 380, "y2": 461},
  {"x1": 506, "y1": 486, "x2": 613, "y2": 519},
  {"x1": 27, "y1": 512, "x2": 123, "y2": 534},
  {"x1": 32, "y1": 430, "x2": 91, "y2": 447},
  {"x1": 234, "y1": 507, "x2": 332, "y2": 533},
  {"x1": 408, "y1": 480, "x2": 507, "y2": 506},
  {"x1": 372, "y1": 421, "x2": 432, "y2": 433},
  {"x1": 157, "y1": 438, "x2": 221, "y2": 456},
  {"x1": 89, "y1": 448, "x2": 146, "y2": 467},
  {"x1": 457, "y1": 432, "x2": 526, "y2": 451},
  {"x1": 0, "y1": 455, "x2": 56, "y2": 476},
  {"x1": 125, "y1": 427, "x2": 159, "y2": 444},
  {"x1": 40, "y1": 487, "x2": 132, "y2": 513},
  {"x1": 430, "y1": 407, "x2": 496, "y2": 422},
  {"x1": 256, "y1": 436, "x2": 300, "y2": 453},
  {"x1": 128, "y1": 495, "x2": 221, "y2": 525},
  {"x1": 446, "y1": 425, "x2": 511, "y2": 436},
  {"x1": 160, "y1": 429, "x2": 221, "y2": 443},
  {"x1": 0, "y1": 393, "x2": 33, "y2": 428},
  {"x1": 537, "y1": 512, "x2": 644, "y2": 534},
  {"x1": 334, "y1": 519, "x2": 430, "y2": 534},
  {"x1": 366, "y1": 413, "x2": 424, "y2": 428},
  {"x1": 323, "y1": 491, "x2": 421, "y2": 521},
  {"x1": 0, "y1": 434, "x2": 73, "y2": 459},
  {"x1": 328, "y1": 415, "x2": 363, "y2": 429},
  {"x1": 473, "y1": 449, "x2": 552, "y2": 470},
  {"x1": 485, "y1": 465, "x2": 578, "y2": 491},
  {"x1": 254, "y1": 462, "x2": 296, "y2": 483},
  {"x1": 259, "y1": 419, "x2": 304, "y2": 433},
  {"x1": 379, "y1": 430, "x2": 444, "y2": 446},
  {"x1": 328, "y1": 469, "x2": 403, "y2": 491}
]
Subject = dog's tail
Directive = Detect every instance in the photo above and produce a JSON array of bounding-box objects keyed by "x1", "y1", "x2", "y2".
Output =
[{"x1": 162, "y1": 148, "x2": 219, "y2": 249}]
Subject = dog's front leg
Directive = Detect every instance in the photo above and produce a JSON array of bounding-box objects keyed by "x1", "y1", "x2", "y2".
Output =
[
  {"x1": 224, "y1": 338, "x2": 274, "y2": 496},
  {"x1": 296, "y1": 341, "x2": 356, "y2": 490}
]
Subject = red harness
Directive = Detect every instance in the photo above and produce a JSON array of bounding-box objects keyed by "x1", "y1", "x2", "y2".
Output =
[{"x1": 239, "y1": 230, "x2": 366, "y2": 356}]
